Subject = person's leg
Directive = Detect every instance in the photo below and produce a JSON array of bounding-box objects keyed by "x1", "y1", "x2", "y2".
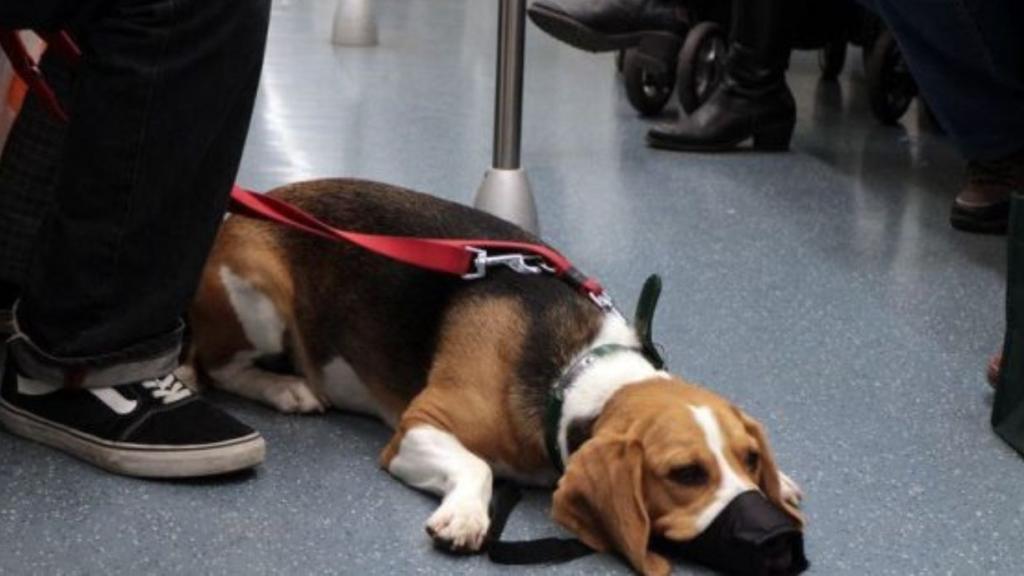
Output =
[
  {"x1": 0, "y1": 51, "x2": 72, "y2": 337},
  {"x1": 526, "y1": 0, "x2": 797, "y2": 152},
  {"x1": 0, "y1": 0, "x2": 271, "y2": 477},
  {"x1": 867, "y1": 0, "x2": 1023, "y2": 161},
  {"x1": 526, "y1": 0, "x2": 687, "y2": 53},
  {"x1": 17, "y1": 0, "x2": 270, "y2": 373},
  {"x1": 863, "y1": 0, "x2": 1024, "y2": 232},
  {"x1": 646, "y1": 0, "x2": 797, "y2": 152}
]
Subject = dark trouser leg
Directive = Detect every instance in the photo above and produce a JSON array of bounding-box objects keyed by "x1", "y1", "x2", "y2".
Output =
[
  {"x1": 0, "y1": 53, "x2": 72, "y2": 310},
  {"x1": 6, "y1": 0, "x2": 270, "y2": 386},
  {"x1": 859, "y1": 0, "x2": 1024, "y2": 232},
  {"x1": 862, "y1": 0, "x2": 1024, "y2": 161}
]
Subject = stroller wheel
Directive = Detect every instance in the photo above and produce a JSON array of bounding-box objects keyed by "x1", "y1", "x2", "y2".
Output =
[
  {"x1": 623, "y1": 44, "x2": 676, "y2": 116},
  {"x1": 818, "y1": 38, "x2": 847, "y2": 81},
  {"x1": 867, "y1": 29, "x2": 917, "y2": 125},
  {"x1": 676, "y1": 22, "x2": 727, "y2": 115}
]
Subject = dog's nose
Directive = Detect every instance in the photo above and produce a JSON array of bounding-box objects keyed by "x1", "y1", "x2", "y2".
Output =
[{"x1": 657, "y1": 490, "x2": 809, "y2": 575}]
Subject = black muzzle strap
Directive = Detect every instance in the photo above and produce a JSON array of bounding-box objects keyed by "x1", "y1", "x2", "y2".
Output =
[
  {"x1": 485, "y1": 481, "x2": 594, "y2": 565},
  {"x1": 485, "y1": 483, "x2": 809, "y2": 575}
]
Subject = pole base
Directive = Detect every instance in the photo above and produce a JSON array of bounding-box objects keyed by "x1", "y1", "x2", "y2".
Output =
[
  {"x1": 331, "y1": 0, "x2": 379, "y2": 46},
  {"x1": 473, "y1": 168, "x2": 539, "y2": 235}
]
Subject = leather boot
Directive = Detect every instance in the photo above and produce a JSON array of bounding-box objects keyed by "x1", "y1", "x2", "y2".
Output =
[
  {"x1": 527, "y1": 0, "x2": 686, "y2": 52},
  {"x1": 647, "y1": 0, "x2": 796, "y2": 152}
]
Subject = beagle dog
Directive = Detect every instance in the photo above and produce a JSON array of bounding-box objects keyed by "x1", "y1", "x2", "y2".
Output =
[{"x1": 188, "y1": 179, "x2": 804, "y2": 575}]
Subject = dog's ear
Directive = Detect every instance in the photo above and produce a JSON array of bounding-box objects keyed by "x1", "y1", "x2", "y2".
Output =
[
  {"x1": 551, "y1": 436, "x2": 670, "y2": 576},
  {"x1": 738, "y1": 411, "x2": 804, "y2": 526}
]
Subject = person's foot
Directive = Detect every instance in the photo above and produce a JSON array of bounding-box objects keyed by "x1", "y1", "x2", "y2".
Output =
[
  {"x1": 527, "y1": 0, "x2": 685, "y2": 52},
  {"x1": 645, "y1": 0, "x2": 793, "y2": 152},
  {"x1": 0, "y1": 353, "x2": 265, "y2": 478},
  {"x1": 646, "y1": 76, "x2": 796, "y2": 152},
  {"x1": 950, "y1": 149, "x2": 1024, "y2": 234}
]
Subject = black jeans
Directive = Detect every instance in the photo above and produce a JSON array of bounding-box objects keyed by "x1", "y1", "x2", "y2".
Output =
[{"x1": 0, "y1": 0, "x2": 270, "y2": 387}]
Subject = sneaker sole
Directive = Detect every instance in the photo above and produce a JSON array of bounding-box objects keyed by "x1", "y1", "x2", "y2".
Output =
[
  {"x1": 527, "y1": 4, "x2": 676, "y2": 52},
  {"x1": 0, "y1": 397, "x2": 265, "y2": 478}
]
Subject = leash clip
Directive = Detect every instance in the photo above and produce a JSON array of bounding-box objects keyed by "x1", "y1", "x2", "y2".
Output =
[
  {"x1": 589, "y1": 290, "x2": 618, "y2": 314},
  {"x1": 463, "y1": 247, "x2": 555, "y2": 280}
]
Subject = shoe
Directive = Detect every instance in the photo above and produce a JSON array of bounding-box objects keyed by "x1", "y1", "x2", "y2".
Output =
[
  {"x1": 0, "y1": 353, "x2": 265, "y2": 478},
  {"x1": 527, "y1": 0, "x2": 685, "y2": 52},
  {"x1": 950, "y1": 149, "x2": 1024, "y2": 234},
  {"x1": 647, "y1": 0, "x2": 795, "y2": 152},
  {"x1": 647, "y1": 67, "x2": 796, "y2": 151}
]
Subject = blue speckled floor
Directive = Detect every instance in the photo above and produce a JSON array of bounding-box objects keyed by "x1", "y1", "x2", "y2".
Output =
[{"x1": 1, "y1": 0, "x2": 1019, "y2": 574}]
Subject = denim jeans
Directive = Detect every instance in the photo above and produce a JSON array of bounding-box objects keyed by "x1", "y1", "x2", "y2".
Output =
[
  {"x1": 859, "y1": 0, "x2": 1024, "y2": 161},
  {"x1": 0, "y1": 0, "x2": 270, "y2": 387}
]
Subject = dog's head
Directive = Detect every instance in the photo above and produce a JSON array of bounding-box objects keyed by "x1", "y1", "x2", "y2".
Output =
[{"x1": 551, "y1": 378, "x2": 804, "y2": 575}]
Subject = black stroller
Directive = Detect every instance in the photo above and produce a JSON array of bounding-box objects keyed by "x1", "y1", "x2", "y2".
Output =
[
  {"x1": 613, "y1": 0, "x2": 732, "y2": 116},
  {"x1": 613, "y1": 0, "x2": 922, "y2": 126}
]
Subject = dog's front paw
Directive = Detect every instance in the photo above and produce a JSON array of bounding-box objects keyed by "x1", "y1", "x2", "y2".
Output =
[
  {"x1": 779, "y1": 471, "x2": 803, "y2": 508},
  {"x1": 425, "y1": 496, "x2": 490, "y2": 553}
]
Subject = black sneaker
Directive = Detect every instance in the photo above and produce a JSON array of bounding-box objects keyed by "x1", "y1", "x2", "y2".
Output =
[{"x1": 0, "y1": 353, "x2": 265, "y2": 478}]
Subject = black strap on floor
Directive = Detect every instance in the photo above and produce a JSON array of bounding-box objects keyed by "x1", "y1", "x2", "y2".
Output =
[{"x1": 485, "y1": 480, "x2": 594, "y2": 565}]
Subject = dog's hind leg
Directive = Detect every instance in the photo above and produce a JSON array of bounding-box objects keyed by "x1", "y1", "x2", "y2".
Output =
[
  {"x1": 383, "y1": 425, "x2": 493, "y2": 553},
  {"x1": 190, "y1": 248, "x2": 326, "y2": 414}
]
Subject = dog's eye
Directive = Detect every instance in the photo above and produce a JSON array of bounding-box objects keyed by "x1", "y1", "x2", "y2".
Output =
[
  {"x1": 669, "y1": 464, "x2": 708, "y2": 487},
  {"x1": 745, "y1": 451, "x2": 760, "y2": 472}
]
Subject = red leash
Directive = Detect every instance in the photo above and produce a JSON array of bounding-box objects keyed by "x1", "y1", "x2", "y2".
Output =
[
  {"x1": 229, "y1": 186, "x2": 615, "y2": 311},
  {"x1": 0, "y1": 29, "x2": 79, "y2": 122},
  {"x1": 0, "y1": 28, "x2": 615, "y2": 311}
]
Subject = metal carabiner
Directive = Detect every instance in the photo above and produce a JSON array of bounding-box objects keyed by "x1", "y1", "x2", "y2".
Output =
[
  {"x1": 589, "y1": 290, "x2": 622, "y2": 317},
  {"x1": 462, "y1": 247, "x2": 553, "y2": 280}
]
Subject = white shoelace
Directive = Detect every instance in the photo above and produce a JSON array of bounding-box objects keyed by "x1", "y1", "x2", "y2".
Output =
[{"x1": 141, "y1": 374, "x2": 192, "y2": 404}]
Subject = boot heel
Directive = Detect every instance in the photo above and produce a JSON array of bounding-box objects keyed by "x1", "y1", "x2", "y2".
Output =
[{"x1": 752, "y1": 123, "x2": 794, "y2": 151}]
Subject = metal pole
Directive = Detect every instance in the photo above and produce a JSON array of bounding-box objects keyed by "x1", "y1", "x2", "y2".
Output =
[
  {"x1": 331, "y1": 0, "x2": 379, "y2": 46},
  {"x1": 493, "y1": 0, "x2": 525, "y2": 169},
  {"x1": 474, "y1": 0, "x2": 539, "y2": 234}
]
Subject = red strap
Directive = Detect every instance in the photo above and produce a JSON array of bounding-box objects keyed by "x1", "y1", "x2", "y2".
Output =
[
  {"x1": 228, "y1": 186, "x2": 605, "y2": 297},
  {"x1": 0, "y1": 30, "x2": 70, "y2": 122},
  {"x1": 0, "y1": 29, "x2": 80, "y2": 122},
  {"x1": 36, "y1": 30, "x2": 81, "y2": 65},
  {"x1": 230, "y1": 185, "x2": 473, "y2": 275}
]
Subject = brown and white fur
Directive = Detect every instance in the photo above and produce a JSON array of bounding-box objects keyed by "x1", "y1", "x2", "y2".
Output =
[{"x1": 188, "y1": 179, "x2": 803, "y2": 575}]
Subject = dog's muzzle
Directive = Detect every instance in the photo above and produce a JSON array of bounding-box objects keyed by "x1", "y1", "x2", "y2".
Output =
[{"x1": 656, "y1": 491, "x2": 809, "y2": 576}]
